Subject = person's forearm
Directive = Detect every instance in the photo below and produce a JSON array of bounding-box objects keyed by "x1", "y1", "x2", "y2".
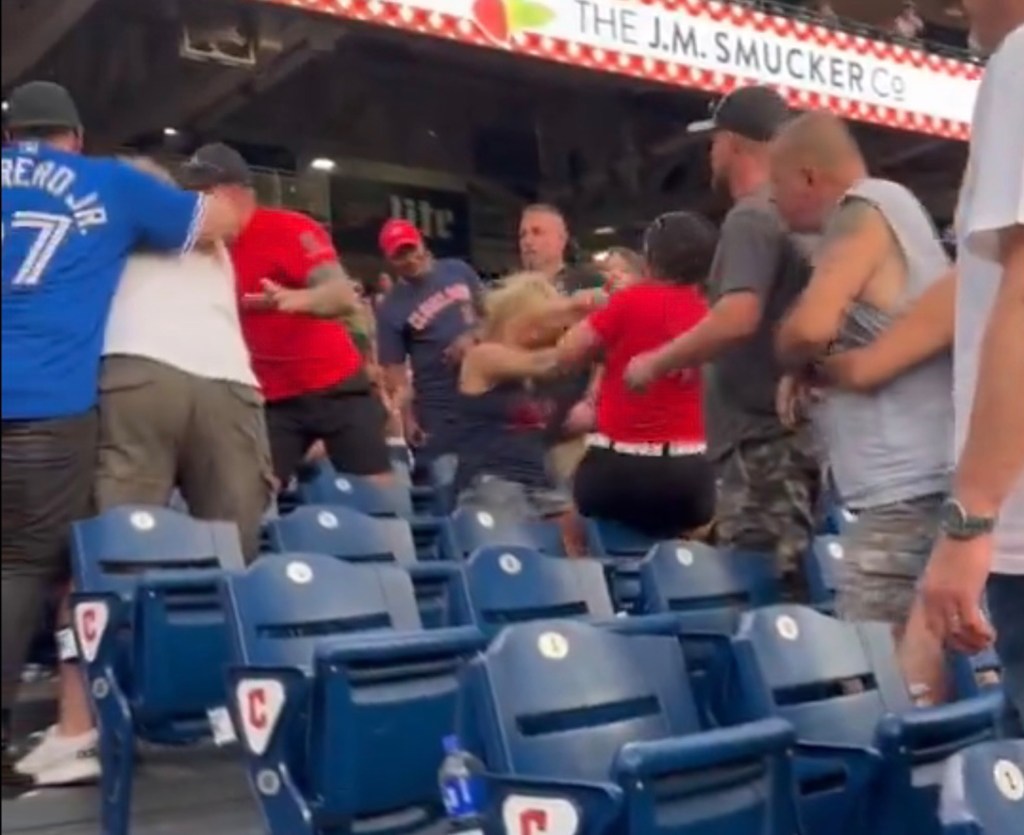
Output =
[
  {"x1": 650, "y1": 311, "x2": 744, "y2": 376},
  {"x1": 953, "y1": 264, "x2": 1024, "y2": 516},
  {"x1": 776, "y1": 316, "x2": 831, "y2": 369},
  {"x1": 304, "y1": 278, "x2": 358, "y2": 318}
]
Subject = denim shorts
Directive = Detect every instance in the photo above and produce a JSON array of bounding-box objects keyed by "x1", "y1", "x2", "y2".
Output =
[{"x1": 457, "y1": 474, "x2": 571, "y2": 519}]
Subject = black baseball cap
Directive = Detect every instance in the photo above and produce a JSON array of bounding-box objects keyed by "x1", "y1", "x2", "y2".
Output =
[
  {"x1": 6, "y1": 81, "x2": 82, "y2": 131},
  {"x1": 179, "y1": 142, "x2": 253, "y2": 189},
  {"x1": 687, "y1": 86, "x2": 791, "y2": 142},
  {"x1": 642, "y1": 210, "x2": 719, "y2": 285}
]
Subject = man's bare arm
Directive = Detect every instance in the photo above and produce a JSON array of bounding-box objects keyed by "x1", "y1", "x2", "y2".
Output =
[
  {"x1": 302, "y1": 262, "x2": 360, "y2": 318},
  {"x1": 821, "y1": 269, "x2": 956, "y2": 392},
  {"x1": 776, "y1": 199, "x2": 891, "y2": 367},
  {"x1": 953, "y1": 225, "x2": 1024, "y2": 517},
  {"x1": 645, "y1": 292, "x2": 760, "y2": 377}
]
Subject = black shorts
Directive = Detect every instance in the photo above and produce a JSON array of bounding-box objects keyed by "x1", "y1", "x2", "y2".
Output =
[
  {"x1": 265, "y1": 373, "x2": 391, "y2": 482},
  {"x1": 573, "y1": 445, "x2": 715, "y2": 540}
]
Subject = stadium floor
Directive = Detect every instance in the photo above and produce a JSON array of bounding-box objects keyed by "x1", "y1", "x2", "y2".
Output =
[
  {"x1": 4, "y1": 686, "x2": 263, "y2": 834},
  {"x1": 2, "y1": 745, "x2": 262, "y2": 834}
]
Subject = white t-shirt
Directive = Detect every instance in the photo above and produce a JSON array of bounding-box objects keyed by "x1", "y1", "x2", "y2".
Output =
[
  {"x1": 103, "y1": 246, "x2": 258, "y2": 388},
  {"x1": 954, "y1": 23, "x2": 1024, "y2": 575}
]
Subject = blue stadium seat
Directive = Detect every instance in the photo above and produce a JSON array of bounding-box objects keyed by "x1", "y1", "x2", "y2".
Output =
[
  {"x1": 69, "y1": 506, "x2": 245, "y2": 835},
  {"x1": 636, "y1": 541, "x2": 781, "y2": 721},
  {"x1": 262, "y1": 505, "x2": 465, "y2": 628},
  {"x1": 940, "y1": 740, "x2": 1024, "y2": 835},
  {"x1": 458, "y1": 546, "x2": 615, "y2": 637},
  {"x1": 222, "y1": 555, "x2": 486, "y2": 835},
  {"x1": 265, "y1": 504, "x2": 417, "y2": 563},
  {"x1": 457, "y1": 620, "x2": 800, "y2": 835},
  {"x1": 440, "y1": 506, "x2": 552, "y2": 559},
  {"x1": 803, "y1": 535, "x2": 846, "y2": 612},
  {"x1": 582, "y1": 519, "x2": 661, "y2": 611},
  {"x1": 296, "y1": 461, "x2": 415, "y2": 518},
  {"x1": 731, "y1": 605, "x2": 1000, "y2": 835}
]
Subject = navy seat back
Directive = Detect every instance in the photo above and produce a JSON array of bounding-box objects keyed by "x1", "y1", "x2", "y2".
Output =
[
  {"x1": 804, "y1": 535, "x2": 846, "y2": 608},
  {"x1": 584, "y1": 517, "x2": 658, "y2": 557},
  {"x1": 442, "y1": 506, "x2": 544, "y2": 559},
  {"x1": 638, "y1": 541, "x2": 780, "y2": 631},
  {"x1": 70, "y1": 506, "x2": 245, "y2": 835},
  {"x1": 223, "y1": 554, "x2": 422, "y2": 668},
  {"x1": 733, "y1": 605, "x2": 909, "y2": 742},
  {"x1": 224, "y1": 554, "x2": 484, "y2": 835},
  {"x1": 463, "y1": 620, "x2": 701, "y2": 782},
  {"x1": 461, "y1": 547, "x2": 613, "y2": 636},
  {"x1": 264, "y1": 505, "x2": 416, "y2": 564},
  {"x1": 296, "y1": 462, "x2": 415, "y2": 518},
  {"x1": 941, "y1": 740, "x2": 1024, "y2": 834},
  {"x1": 72, "y1": 505, "x2": 244, "y2": 598}
]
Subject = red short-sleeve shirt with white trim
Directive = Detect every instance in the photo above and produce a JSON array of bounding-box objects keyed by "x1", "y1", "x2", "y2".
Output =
[
  {"x1": 587, "y1": 282, "x2": 708, "y2": 444},
  {"x1": 230, "y1": 207, "x2": 362, "y2": 402}
]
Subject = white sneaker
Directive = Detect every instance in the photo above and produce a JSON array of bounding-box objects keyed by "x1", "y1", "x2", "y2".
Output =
[{"x1": 15, "y1": 726, "x2": 100, "y2": 786}]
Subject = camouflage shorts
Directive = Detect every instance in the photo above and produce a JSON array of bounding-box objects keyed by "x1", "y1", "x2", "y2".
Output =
[
  {"x1": 836, "y1": 493, "x2": 942, "y2": 625},
  {"x1": 715, "y1": 430, "x2": 821, "y2": 599}
]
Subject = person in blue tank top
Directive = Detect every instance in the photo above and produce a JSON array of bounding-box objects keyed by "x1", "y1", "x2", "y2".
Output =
[{"x1": 1, "y1": 81, "x2": 241, "y2": 780}]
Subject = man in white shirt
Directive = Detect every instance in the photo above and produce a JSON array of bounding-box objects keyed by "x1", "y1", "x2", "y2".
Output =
[
  {"x1": 15, "y1": 158, "x2": 273, "y2": 788},
  {"x1": 921, "y1": 1, "x2": 1024, "y2": 732}
]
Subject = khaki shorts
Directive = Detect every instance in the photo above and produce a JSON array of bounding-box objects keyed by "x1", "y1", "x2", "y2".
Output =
[
  {"x1": 95, "y1": 355, "x2": 273, "y2": 561},
  {"x1": 546, "y1": 437, "x2": 587, "y2": 487}
]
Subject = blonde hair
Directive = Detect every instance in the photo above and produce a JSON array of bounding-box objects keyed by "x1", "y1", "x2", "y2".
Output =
[{"x1": 483, "y1": 271, "x2": 561, "y2": 337}]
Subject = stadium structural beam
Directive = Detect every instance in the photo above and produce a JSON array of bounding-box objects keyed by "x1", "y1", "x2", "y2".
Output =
[{"x1": 1, "y1": 0, "x2": 102, "y2": 87}]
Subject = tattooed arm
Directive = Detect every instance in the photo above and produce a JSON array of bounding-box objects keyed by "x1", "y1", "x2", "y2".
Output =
[{"x1": 776, "y1": 197, "x2": 895, "y2": 367}]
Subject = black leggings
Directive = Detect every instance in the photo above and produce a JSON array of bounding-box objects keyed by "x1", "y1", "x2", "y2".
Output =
[{"x1": 573, "y1": 447, "x2": 715, "y2": 540}]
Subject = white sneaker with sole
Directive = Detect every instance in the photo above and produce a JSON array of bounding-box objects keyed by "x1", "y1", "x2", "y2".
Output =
[{"x1": 14, "y1": 726, "x2": 100, "y2": 786}]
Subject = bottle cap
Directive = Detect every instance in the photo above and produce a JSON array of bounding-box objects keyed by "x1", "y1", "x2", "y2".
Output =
[{"x1": 442, "y1": 734, "x2": 460, "y2": 755}]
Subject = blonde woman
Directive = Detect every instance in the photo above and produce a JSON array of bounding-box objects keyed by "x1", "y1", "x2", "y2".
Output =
[{"x1": 454, "y1": 273, "x2": 593, "y2": 534}]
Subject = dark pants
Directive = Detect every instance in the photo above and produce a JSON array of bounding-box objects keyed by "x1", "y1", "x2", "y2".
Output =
[
  {"x1": 1, "y1": 411, "x2": 97, "y2": 720},
  {"x1": 266, "y1": 377, "x2": 391, "y2": 484}
]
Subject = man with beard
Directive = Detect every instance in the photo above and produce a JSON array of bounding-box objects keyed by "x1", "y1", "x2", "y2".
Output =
[
  {"x1": 626, "y1": 86, "x2": 820, "y2": 596},
  {"x1": 375, "y1": 219, "x2": 484, "y2": 476}
]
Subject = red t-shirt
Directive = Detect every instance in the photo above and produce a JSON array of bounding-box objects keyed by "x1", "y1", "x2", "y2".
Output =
[
  {"x1": 230, "y1": 207, "x2": 362, "y2": 402},
  {"x1": 587, "y1": 282, "x2": 708, "y2": 444}
]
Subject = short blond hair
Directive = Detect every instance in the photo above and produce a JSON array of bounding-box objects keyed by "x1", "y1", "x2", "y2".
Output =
[{"x1": 483, "y1": 271, "x2": 561, "y2": 335}]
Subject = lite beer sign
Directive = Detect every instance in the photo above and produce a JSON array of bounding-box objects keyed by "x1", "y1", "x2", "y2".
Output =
[{"x1": 389, "y1": 194, "x2": 457, "y2": 244}]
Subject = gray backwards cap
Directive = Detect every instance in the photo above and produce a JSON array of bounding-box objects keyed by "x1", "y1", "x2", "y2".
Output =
[
  {"x1": 688, "y1": 86, "x2": 792, "y2": 142},
  {"x1": 6, "y1": 81, "x2": 82, "y2": 131}
]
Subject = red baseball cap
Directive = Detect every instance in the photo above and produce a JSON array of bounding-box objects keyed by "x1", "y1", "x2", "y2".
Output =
[{"x1": 378, "y1": 219, "x2": 423, "y2": 258}]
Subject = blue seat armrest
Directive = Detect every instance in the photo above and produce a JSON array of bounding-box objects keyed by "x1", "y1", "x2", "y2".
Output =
[
  {"x1": 593, "y1": 613, "x2": 681, "y2": 637},
  {"x1": 314, "y1": 626, "x2": 486, "y2": 665},
  {"x1": 615, "y1": 717, "x2": 795, "y2": 779},
  {"x1": 486, "y1": 773, "x2": 623, "y2": 835},
  {"x1": 795, "y1": 741, "x2": 882, "y2": 795},
  {"x1": 876, "y1": 697, "x2": 999, "y2": 756},
  {"x1": 411, "y1": 515, "x2": 443, "y2": 534}
]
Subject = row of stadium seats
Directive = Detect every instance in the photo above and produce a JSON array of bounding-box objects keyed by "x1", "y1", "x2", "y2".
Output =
[{"x1": 64, "y1": 505, "x2": 1013, "y2": 835}]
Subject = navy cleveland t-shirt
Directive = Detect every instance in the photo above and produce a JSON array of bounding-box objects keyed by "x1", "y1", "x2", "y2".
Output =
[{"x1": 376, "y1": 258, "x2": 483, "y2": 434}]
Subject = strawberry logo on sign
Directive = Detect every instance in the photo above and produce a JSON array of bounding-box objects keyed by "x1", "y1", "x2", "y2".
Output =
[
  {"x1": 502, "y1": 796, "x2": 580, "y2": 835},
  {"x1": 471, "y1": 0, "x2": 556, "y2": 47},
  {"x1": 235, "y1": 679, "x2": 286, "y2": 757},
  {"x1": 73, "y1": 601, "x2": 110, "y2": 663}
]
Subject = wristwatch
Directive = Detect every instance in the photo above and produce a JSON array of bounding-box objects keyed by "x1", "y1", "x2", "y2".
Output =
[{"x1": 939, "y1": 498, "x2": 997, "y2": 541}]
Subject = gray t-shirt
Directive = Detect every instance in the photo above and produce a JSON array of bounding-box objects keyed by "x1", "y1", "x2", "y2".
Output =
[{"x1": 703, "y1": 190, "x2": 813, "y2": 461}]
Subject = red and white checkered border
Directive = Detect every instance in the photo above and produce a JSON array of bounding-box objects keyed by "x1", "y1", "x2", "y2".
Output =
[{"x1": 266, "y1": 0, "x2": 977, "y2": 140}]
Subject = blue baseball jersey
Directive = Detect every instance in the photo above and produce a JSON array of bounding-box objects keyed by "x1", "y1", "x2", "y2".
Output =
[{"x1": 2, "y1": 142, "x2": 205, "y2": 420}]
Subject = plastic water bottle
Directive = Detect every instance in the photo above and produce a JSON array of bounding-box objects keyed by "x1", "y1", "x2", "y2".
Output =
[{"x1": 438, "y1": 734, "x2": 486, "y2": 833}]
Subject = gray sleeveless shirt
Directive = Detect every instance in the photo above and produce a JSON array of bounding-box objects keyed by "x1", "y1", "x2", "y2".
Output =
[{"x1": 815, "y1": 178, "x2": 953, "y2": 510}]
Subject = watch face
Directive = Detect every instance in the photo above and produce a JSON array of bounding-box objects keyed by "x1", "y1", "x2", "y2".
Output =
[{"x1": 941, "y1": 499, "x2": 967, "y2": 531}]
